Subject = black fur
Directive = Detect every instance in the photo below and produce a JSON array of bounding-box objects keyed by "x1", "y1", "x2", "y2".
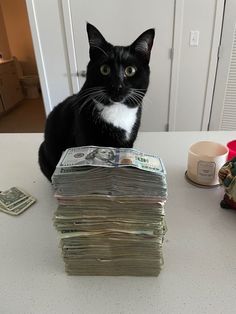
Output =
[{"x1": 39, "y1": 23, "x2": 155, "y2": 181}]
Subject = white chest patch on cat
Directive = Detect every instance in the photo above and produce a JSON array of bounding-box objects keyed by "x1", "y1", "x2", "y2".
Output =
[{"x1": 96, "y1": 101, "x2": 138, "y2": 140}]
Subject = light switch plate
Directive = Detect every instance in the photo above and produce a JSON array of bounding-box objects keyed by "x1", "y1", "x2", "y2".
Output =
[{"x1": 190, "y1": 31, "x2": 200, "y2": 47}]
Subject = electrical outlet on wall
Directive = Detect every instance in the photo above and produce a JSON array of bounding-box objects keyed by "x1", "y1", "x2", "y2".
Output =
[{"x1": 190, "y1": 31, "x2": 200, "y2": 47}]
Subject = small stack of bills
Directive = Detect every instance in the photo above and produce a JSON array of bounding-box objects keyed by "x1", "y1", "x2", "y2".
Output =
[
  {"x1": 52, "y1": 146, "x2": 167, "y2": 276},
  {"x1": 0, "y1": 187, "x2": 36, "y2": 216}
]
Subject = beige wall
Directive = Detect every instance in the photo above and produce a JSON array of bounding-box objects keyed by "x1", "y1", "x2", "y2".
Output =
[
  {"x1": 0, "y1": 3, "x2": 11, "y2": 59},
  {"x1": 0, "y1": 0, "x2": 38, "y2": 75}
]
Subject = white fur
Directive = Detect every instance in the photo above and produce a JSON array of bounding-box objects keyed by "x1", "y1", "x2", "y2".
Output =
[{"x1": 95, "y1": 101, "x2": 138, "y2": 140}]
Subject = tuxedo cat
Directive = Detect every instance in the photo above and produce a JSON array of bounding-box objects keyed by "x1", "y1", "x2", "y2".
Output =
[{"x1": 39, "y1": 23, "x2": 155, "y2": 181}]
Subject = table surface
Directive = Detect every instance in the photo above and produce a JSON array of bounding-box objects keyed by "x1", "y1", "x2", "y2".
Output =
[{"x1": 0, "y1": 131, "x2": 236, "y2": 314}]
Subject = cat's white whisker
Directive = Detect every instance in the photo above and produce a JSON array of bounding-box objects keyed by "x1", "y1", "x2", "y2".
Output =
[
  {"x1": 79, "y1": 89, "x2": 104, "y2": 98},
  {"x1": 78, "y1": 89, "x2": 105, "y2": 99},
  {"x1": 132, "y1": 94, "x2": 144, "y2": 102},
  {"x1": 77, "y1": 93, "x2": 102, "y2": 113},
  {"x1": 142, "y1": 94, "x2": 152, "y2": 105},
  {"x1": 71, "y1": 88, "x2": 106, "y2": 109},
  {"x1": 130, "y1": 89, "x2": 152, "y2": 106},
  {"x1": 78, "y1": 87, "x2": 105, "y2": 95},
  {"x1": 77, "y1": 89, "x2": 108, "y2": 114},
  {"x1": 127, "y1": 91, "x2": 144, "y2": 107},
  {"x1": 93, "y1": 94, "x2": 106, "y2": 123}
]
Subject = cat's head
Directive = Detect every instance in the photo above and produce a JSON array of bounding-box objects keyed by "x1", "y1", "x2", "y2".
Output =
[{"x1": 85, "y1": 23, "x2": 155, "y2": 107}]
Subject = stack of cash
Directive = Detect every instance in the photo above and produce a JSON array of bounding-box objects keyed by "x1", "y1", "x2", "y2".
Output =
[{"x1": 52, "y1": 146, "x2": 167, "y2": 276}]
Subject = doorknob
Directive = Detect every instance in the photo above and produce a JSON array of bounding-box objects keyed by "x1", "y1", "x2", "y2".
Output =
[
  {"x1": 78, "y1": 70, "x2": 86, "y2": 77},
  {"x1": 71, "y1": 70, "x2": 86, "y2": 78},
  {"x1": 74, "y1": 70, "x2": 87, "y2": 78}
]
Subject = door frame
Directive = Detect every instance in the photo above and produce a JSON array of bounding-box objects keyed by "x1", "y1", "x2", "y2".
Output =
[
  {"x1": 168, "y1": 0, "x2": 184, "y2": 131},
  {"x1": 209, "y1": 0, "x2": 236, "y2": 130},
  {"x1": 200, "y1": 0, "x2": 225, "y2": 130},
  {"x1": 61, "y1": 0, "x2": 80, "y2": 93},
  {"x1": 26, "y1": 0, "x2": 74, "y2": 116},
  {"x1": 25, "y1": 0, "x2": 52, "y2": 115}
]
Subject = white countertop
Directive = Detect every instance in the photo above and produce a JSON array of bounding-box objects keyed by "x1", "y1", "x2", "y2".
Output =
[{"x1": 0, "y1": 131, "x2": 236, "y2": 314}]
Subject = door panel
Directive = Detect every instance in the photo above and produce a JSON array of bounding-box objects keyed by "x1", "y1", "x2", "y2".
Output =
[
  {"x1": 210, "y1": 0, "x2": 236, "y2": 130},
  {"x1": 68, "y1": 0, "x2": 175, "y2": 131}
]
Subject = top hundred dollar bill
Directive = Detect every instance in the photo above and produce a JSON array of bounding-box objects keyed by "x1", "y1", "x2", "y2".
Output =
[{"x1": 56, "y1": 146, "x2": 166, "y2": 175}]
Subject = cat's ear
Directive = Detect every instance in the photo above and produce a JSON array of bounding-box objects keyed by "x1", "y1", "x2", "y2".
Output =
[
  {"x1": 131, "y1": 28, "x2": 155, "y2": 63},
  {"x1": 86, "y1": 23, "x2": 109, "y2": 60}
]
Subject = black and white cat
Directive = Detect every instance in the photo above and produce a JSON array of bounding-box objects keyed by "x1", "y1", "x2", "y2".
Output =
[{"x1": 39, "y1": 23, "x2": 155, "y2": 181}]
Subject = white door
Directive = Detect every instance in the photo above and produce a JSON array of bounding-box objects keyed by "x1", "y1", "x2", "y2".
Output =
[
  {"x1": 209, "y1": 0, "x2": 236, "y2": 130},
  {"x1": 63, "y1": 0, "x2": 175, "y2": 131}
]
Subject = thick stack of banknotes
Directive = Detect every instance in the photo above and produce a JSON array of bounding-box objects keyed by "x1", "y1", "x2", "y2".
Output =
[{"x1": 52, "y1": 146, "x2": 167, "y2": 276}]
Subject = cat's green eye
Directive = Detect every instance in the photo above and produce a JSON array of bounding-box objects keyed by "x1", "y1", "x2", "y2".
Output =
[
  {"x1": 125, "y1": 66, "x2": 137, "y2": 77},
  {"x1": 100, "y1": 64, "x2": 111, "y2": 76}
]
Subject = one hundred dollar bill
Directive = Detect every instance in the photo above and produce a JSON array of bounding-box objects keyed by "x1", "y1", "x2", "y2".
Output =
[{"x1": 56, "y1": 146, "x2": 166, "y2": 175}]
